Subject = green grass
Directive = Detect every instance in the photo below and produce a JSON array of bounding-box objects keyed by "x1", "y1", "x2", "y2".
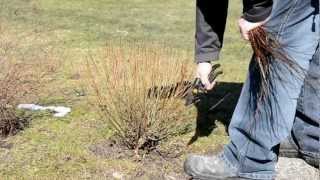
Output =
[{"x1": 0, "y1": 0, "x2": 253, "y2": 179}]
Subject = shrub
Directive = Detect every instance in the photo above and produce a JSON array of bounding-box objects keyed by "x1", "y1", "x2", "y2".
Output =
[
  {"x1": 0, "y1": 22, "x2": 58, "y2": 136},
  {"x1": 87, "y1": 42, "x2": 196, "y2": 155}
]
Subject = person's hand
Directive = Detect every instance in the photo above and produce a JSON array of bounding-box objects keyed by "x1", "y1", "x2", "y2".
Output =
[
  {"x1": 238, "y1": 18, "x2": 266, "y2": 40},
  {"x1": 196, "y1": 62, "x2": 216, "y2": 90}
]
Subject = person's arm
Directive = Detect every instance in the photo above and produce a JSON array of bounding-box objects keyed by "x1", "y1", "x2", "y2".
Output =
[
  {"x1": 195, "y1": 0, "x2": 273, "y2": 90},
  {"x1": 195, "y1": 0, "x2": 273, "y2": 64},
  {"x1": 195, "y1": 0, "x2": 229, "y2": 64}
]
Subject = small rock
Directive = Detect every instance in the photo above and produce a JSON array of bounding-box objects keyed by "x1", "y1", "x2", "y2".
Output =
[
  {"x1": 165, "y1": 175, "x2": 177, "y2": 180},
  {"x1": 112, "y1": 171, "x2": 124, "y2": 179}
]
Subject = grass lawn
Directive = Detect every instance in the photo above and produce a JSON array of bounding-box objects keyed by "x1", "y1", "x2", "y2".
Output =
[{"x1": 0, "y1": 0, "x2": 253, "y2": 179}]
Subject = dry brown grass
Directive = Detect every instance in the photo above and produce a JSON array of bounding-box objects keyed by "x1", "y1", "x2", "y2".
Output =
[
  {"x1": 0, "y1": 22, "x2": 59, "y2": 136},
  {"x1": 86, "y1": 42, "x2": 196, "y2": 155}
]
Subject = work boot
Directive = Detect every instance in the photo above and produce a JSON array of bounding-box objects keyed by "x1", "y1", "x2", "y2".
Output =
[
  {"x1": 279, "y1": 138, "x2": 319, "y2": 168},
  {"x1": 184, "y1": 154, "x2": 243, "y2": 180},
  {"x1": 279, "y1": 138, "x2": 299, "y2": 158},
  {"x1": 301, "y1": 154, "x2": 320, "y2": 168}
]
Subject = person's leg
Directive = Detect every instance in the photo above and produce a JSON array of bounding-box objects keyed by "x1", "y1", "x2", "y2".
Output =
[
  {"x1": 223, "y1": 0, "x2": 320, "y2": 179},
  {"x1": 185, "y1": 0, "x2": 319, "y2": 179},
  {"x1": 290, "y1": 44, "x2": 320, "y2": 168}
]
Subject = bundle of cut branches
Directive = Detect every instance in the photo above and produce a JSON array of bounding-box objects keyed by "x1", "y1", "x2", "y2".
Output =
[{"x1": 248, "y1": 26, "x2": 305, "y2": 101}]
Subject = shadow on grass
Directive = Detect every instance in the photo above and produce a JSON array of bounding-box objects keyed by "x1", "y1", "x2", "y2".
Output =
[{"x1": 187, "y1": 81, "x2": 243, "y2": 145}]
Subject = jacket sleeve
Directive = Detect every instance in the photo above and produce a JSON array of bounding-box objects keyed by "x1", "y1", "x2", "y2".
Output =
[
  {"x1": 242, "y1": 0, "x2": 273, "y2": 22},
  {"x1": 195, "y1": 0, "x2": 229, "y2": 63}
]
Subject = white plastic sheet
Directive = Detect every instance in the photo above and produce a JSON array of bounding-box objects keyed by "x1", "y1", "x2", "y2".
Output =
[{"x1": 17, "y1": 104, "x2": 71, "y2": 117}]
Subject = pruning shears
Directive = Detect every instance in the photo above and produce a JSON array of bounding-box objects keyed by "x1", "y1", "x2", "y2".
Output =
[{"x1": 185, "y1": 64, "x2": 224, "y2": 107}]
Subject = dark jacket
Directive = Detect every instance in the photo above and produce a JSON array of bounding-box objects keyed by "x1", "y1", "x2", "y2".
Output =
[
  {"x1": 195, "y1": 0, "x2": 273, "y2": 63},
  {"x1": 243, "y1": 0, "x2": 273, "y2": 22}
]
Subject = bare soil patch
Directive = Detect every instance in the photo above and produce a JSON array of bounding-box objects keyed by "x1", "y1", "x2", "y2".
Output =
[{"x1": 89, "y1": 138, "x2": 190, "y2": 179}]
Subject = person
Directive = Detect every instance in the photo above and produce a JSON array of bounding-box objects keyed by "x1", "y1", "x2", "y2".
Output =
[{"x1": 184, "y1": 0, "x2": 320, "y2": 179}]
